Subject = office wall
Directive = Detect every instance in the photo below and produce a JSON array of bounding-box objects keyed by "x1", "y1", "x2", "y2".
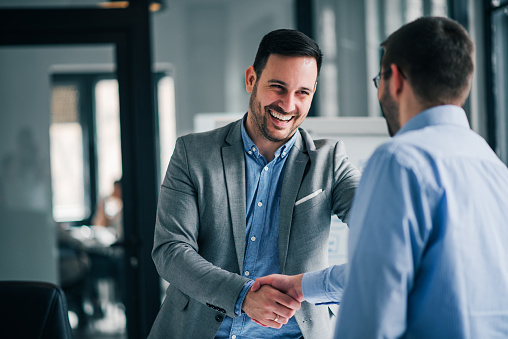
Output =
[{"x1": 152, "y1": 0, "x2": 294, "y2": 136}]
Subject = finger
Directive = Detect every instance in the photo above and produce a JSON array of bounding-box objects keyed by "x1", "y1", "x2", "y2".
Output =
[
  {"x1": 271, "y1": 305, "x2": 296, "y2": 320},
  {"x1": 252, "y1": 317, "x2": 281, "y2": 329},
  {"x1": 252, "y1": 275, "x2": 273, "y2": 292},
  {"x1": 252, "y1": 318, "x2": 267, "y2": 327},
  {"x1": 274, "y1": 314, "x2": 289, "y2": 325},
  {"x1": 256, "y1": 286, "x2": 300, "y2": 318},
  {"x1": 271, "y1": 312, "x2": 287, "y2": 324},
  {"x1": 264, "y1": 319, "x2": 283, "y2": 329},
  {"x1": 273, "y1": 290, "x2": 301, "y2": 311}
]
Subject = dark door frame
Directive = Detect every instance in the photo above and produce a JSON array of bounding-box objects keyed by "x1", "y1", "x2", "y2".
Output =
[
  {"x1": 482, "y1": 0, "x2": 508, "y2": 152},
  {"x1": 0, "y1": 1, "x2": 160, "y2": 337}
]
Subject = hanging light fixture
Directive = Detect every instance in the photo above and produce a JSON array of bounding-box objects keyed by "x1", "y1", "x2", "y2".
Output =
[
  {"x1": 98, "y1": 0, "x2": 164, "y2": 12},
  {"x1": 149, "y1": 1, "x2": 163, "y2": 12}
]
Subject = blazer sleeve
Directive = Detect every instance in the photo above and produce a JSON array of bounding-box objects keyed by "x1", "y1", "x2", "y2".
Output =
[
  {"x1": 152, "y1": 137, "x2": 249, "y2": 318},
  {"x1": 332, "y1": 140, "x2": 362, "y2": 224}
]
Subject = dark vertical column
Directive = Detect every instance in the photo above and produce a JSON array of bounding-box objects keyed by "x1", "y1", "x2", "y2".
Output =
[
  {"x1": 81, "y1": 75, "x2": 98, "y2": 224},
  {"x1": 117, "y1": 0, "x2": 160, "y2": 337},
  {"x1": 481, "y1": 0, "x2": 497, "y2": 151},
  {"x1": 448, "y1": 0, "x2": 469, "y2": 29},
  {"x1": 296, "y1": 0, "x2": 318, "y2": 116},
  {"x1": 423, "y1": 0, "x2": 432, "y2": 16},
  {"x1": 448, "y1": 0, "x2": 473, "y2": 125},
  {"x1": 296, "y1": 0, "x2": 315, "y2": 39}
]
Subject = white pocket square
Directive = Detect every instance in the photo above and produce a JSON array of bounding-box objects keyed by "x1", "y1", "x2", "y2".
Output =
[{"x1": 295, "y1": 189, "x2": 323, "y2": 206}]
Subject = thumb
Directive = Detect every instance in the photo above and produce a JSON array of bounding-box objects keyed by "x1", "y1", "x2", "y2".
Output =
[
  {"x1": 251, "y1": 275, "x2": 273, "y2": 291},
  {"x1": 251, "y1": 279, "x2": 261, "y2": 292}
]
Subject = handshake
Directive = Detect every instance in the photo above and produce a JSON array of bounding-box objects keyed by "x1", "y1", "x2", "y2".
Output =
[{"x1": 241, "y1": 274, "x2": 305, "y2": 329}]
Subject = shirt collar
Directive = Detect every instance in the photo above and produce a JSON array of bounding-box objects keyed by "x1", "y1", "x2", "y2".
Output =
[
  {"x1": 240, "y1": 113, "x2": 298, "y2": 161},
  {"x1": 396, "y1": 105, "x2": 470, "y2": 136}
]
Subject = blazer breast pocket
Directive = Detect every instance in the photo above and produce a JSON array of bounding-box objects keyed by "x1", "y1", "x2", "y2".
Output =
[{"x1": 293, "y1": 189, "x2": 327, "y2": 215}]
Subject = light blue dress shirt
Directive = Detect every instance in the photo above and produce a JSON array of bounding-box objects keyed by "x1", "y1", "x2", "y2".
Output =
[
  {"x1": 216, "y1": 116, "x2": 302, "y2": 338},
  {"x1": 304, "y1": 106, "x2": 508, "y2": 338}
]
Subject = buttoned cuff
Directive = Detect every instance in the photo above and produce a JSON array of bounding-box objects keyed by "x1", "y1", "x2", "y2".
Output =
[
  {"x1": 302, "y1": 265, "x2": 345, "y2": 305},
  {"x1": 235, "y1": 280, "x2": 254, "y2": 315}
]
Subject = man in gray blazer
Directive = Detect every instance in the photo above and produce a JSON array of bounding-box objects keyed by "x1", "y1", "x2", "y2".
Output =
[{"x1": 149, "y1": 29, "x2": 361, "y2": 338}]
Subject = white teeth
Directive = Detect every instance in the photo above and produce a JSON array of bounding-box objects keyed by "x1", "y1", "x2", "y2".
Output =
[{"x1": 269, "y1": 110, "x2": 292, "y2": 121}]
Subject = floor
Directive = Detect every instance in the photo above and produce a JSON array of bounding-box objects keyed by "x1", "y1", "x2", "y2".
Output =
[
  {"x1": 70, "y1": 302, "x2": 126, "y2": 339},
  {"x1": 66, "y1": 277, "x2": 127, "y2": 339}
]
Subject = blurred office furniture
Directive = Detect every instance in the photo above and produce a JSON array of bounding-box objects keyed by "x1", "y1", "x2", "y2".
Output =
[
  {"x1": 58, "y1": 224, "x2": 92, "y2": 329},
  {"x1": 92, "y1": 179, "x2": 124, "y2": 241},
  {"x1": 0, "y1": 280, "x2": 72, "y2": 339},
  {"x1": 59, "y1": 223, "x2": 126, "y2": 333}
]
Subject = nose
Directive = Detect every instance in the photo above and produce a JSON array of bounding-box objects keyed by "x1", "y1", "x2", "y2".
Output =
[{"x1": 278, "y1": 92, "x2": 296, "y2": 114}]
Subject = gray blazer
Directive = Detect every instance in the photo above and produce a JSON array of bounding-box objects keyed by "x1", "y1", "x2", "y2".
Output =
[{"x1": 149, "y1": 119, "x2": 361, "y2": 338}]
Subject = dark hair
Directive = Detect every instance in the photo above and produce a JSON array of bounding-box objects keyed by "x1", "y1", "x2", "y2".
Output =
[
  {"x1": 381, "y1": 16, "x2": 474, "y2": 105},
  {"x1": 252, "y1": 29, "x2": 323, "y2": 79}
]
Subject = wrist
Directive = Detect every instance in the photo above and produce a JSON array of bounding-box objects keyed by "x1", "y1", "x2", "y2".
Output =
[
  {"x1": 294, "y1": 274, "x2": 304, "y2": 301},
  {"x1": 237, "y1": 280, "x2": 254, "y2": 315}
]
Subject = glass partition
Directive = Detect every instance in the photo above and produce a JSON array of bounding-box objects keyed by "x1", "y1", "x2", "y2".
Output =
[{"x1": 0, "y1": 45, "x2": 129, "y2": 338}]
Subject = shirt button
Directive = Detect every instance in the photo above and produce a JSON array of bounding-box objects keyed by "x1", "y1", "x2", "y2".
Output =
[
  {"x1": 232, "y1": 336, "x2": 237, "y2": 339},
  {"x1": 264, "y1": 166, "x2": 268, "y2": 171},
  {"x1": 248, "y1": 151, "x2": 252, "y2": 155},
  {"x1": 251, "y1": 236, "x2": 256, "y2": 242},
  {"x1": 257, "y1": 202, "x2": 262, "y2": 207},
  {"x1": 251, "y1": 146, "x2": 256, "y2": 152},
  {"x1": 282, "y1": 151, "x2": 286, "y2": 156},
  {"x1": 245, "y1": 271, "x2": 250, "y2": 276}
]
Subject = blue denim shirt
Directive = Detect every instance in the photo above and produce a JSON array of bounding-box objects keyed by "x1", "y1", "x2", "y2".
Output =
[{"x1": 216, "y1": 115, "x2": 302, "y2": 338}]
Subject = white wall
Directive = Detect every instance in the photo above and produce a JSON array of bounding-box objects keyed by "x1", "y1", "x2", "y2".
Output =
[{"x1": 152, "y1": 0, "x2": 294, "y2": 136}]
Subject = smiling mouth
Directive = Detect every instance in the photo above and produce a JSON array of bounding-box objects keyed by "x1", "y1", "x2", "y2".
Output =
[{"x1": 269, "y1": 109, "x2": 293, "y2": 122}]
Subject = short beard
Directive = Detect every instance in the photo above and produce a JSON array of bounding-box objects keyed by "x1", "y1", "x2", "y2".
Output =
[
  {"x1": 248, "y1": 82, "x2": 290, "y2": 143},
  {"x1": 380, "y1": 85, "x2": 400, "y2": 137}
]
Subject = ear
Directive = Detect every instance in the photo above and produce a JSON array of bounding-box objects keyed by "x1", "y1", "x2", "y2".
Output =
[
  {"x1": 389, "y1": 63, "x2": 405, "y2": 97},
  {"x1": 245, "y1": 66, "x2": 257, "y2": 94}
]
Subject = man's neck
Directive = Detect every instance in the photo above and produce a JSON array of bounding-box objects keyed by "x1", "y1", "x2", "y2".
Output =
[
  {"x1": 254, "y1": 139, "x2": 284, "y2": 163},
  {"x1": 399, "y1": 88, "x2": 427, "y2": 128},
  {"x1": 244, "y1": 115, "x2": 287, "y2": 162}
]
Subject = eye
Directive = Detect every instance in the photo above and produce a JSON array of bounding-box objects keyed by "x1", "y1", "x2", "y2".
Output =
[
  {"x1": 298, "y1": 90, "x2": 310, "y2": 96},
  {"x1": 270, "y1": 84, "x2": 285, "y2": 91}
]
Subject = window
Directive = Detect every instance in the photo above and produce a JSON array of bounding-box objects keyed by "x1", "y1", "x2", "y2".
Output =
[
  {"x1": 50, "y1": 82, "x2": 88, "y2": 221},
  {"x1": 50, "y1": 70, "x2": 175, "y2": 223},
  {"x1": 156, "y1": 74, "x2": 177, "y2": 181},
  {"x1": 94, "y1": 79, "x2": 122, "y2": 199},
  {"x1": 313, "y1": 0, "x2": 448, "y2": 118}
]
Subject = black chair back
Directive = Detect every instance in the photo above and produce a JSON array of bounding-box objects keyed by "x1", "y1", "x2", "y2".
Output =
[{"x1": 0, "y1": 281, "x2": 72, "y2": 339}]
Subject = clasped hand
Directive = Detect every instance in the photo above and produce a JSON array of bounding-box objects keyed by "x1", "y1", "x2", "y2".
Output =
[
  {"x1": 242, "y1": 284, "x2": 300, "y2": 329},
  {"x1": 243, "y1": 274, "x2": 305, "y2": 329}
]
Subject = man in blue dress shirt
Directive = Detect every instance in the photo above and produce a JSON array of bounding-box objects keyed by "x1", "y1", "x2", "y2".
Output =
[
  {"x1": 149, "y1": 29, "x2": 361, "y2": 338},
  {"x1": 252, "y1": 16, "x2": 508, "y2": 338}
]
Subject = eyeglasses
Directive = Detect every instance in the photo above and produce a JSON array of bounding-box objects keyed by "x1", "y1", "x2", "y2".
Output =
[
  {"x1": 373, "y1": 67, "x2": 406, "y2": 89},
  {"x1": 372, "y1": 69, "x2": 392, "y2": 89}
]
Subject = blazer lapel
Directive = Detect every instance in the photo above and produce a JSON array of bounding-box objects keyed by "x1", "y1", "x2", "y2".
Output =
[
  {"x1": 279, "y1": 131, "x2": 309, "y2": 272},
  {"x1": 222, "y1": 121, "x2": 247, "y2": 272}
]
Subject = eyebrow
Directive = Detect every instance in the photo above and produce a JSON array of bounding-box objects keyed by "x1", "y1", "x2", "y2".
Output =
[{"x1": 267, "y1": 79, "x2": 314, "y2": 93}]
